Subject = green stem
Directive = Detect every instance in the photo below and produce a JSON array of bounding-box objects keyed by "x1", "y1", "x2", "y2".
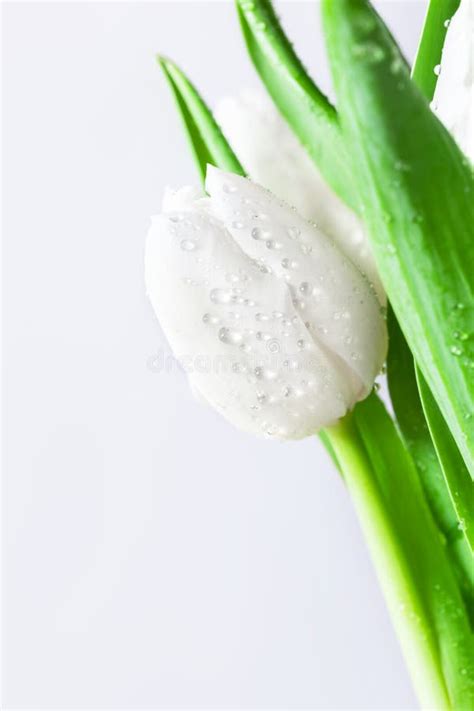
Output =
[{"x1": 325, "y1": 398, "x2": 474, "y2": 710}]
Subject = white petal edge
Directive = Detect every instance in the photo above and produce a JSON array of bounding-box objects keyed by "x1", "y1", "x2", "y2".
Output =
[{"x1": 433, "y1": 0, "x2": 474, "y2": 162}]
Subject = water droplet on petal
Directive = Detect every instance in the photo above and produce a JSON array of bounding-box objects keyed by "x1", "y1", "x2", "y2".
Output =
[
  {"x1": 180, "y1": 239, "x2": 196, "y2": 251},
  {"x1": 299, "y1": 281, "x2": 312, "y2": 296},
  {"x1": 266, "y1": 239, "x2": 282, "y2": 250},
  {"x1": 202, "y1": 313, "x2": 219, "y2": 325},
  {"x1": 218, "y1": 327, "x2": 243, "y2": 345},
  {"x1": 287, "y1": 226, "x2": 301, "y2": 240},
  {"x1": 210, "y1": 288, "x2": 236, "y2": 305}
]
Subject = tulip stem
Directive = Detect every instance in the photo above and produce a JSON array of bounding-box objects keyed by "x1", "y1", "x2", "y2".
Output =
[{"x1": 324, "y1": 395, "x2": 474, "y2": 710}]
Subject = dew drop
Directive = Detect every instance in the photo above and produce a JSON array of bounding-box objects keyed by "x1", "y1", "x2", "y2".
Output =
[
  {"x1": 287, "y1": 226, "x2": 301, "y2": 240},
  {"x1": 266, "y1": 239, "x2": 281, "y2": 249},
  {"x1": 297, "y1": 339, "x2": 305, "y2": 350},
  {"x1": 255, "y1": 313, "x2": 270, "y2": 322},
  {"x1": 210, "y1": 288, "x2": 234, "y2": 304},
  {"x1": 299, "y1": 281, "x2": 312, "y2": 296},
  {"x1": 218, "y1": 327, "x2": 243, "y2": 345},
  {"x1": 450, "y1": 345, "x2": 463, "y2": 356},
  {"x1": 180, "y1": 239, "x2": 196, "y2": 251},
  {"x1": 434, "y1": 64, "x2": 441, "y2": 76},
  {"x1": 202, "y1": 313, "x2": 219, "y2": 325}
]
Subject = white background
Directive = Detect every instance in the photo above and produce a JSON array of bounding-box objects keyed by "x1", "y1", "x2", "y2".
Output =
[{"x1": 3, "y1": 1, "x2": 428, "y2": 708}]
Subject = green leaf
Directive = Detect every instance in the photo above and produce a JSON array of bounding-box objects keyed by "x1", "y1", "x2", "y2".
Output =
[
  {"x1": 327, "y1": 394, "x2": 474, "y2": 710},
  {"x1": 387, "y1": 311, "x2": 473, "y2": 611},
  {"x1": 412, "y1": 0, "x2": 461, "y2": 102},
  {"x1": 235, "y1": 0, "x2": 356, "y2": 208},
  {"x1": 321, "y1": 0, "x2": 474, "y2": 476},
  {"x1": 157, "y1": 56, "x2": 245, "y2": 180},
  {"x1": 417, "y1": 369, "x2": 474, "y2": 552}
]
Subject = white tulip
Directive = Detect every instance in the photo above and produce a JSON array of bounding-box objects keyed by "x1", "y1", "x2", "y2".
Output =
[
  {"x1": 214, "y1": 89, "x2": 384, "y2": 301},
  {"x1": 433, "y1": 0, "x2": 474, "y2": 161},
  {"x1": 145, "y1": 167, "x2": 387, "y2": 439}
]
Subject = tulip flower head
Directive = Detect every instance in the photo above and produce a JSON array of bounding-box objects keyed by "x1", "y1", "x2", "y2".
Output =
[{"x1": 146, "y1": 167, "x2": 387, "y2": 439}]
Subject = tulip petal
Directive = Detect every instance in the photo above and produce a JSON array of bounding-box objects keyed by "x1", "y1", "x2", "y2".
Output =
[
  {"x1": 205, "y1": 166, "x2": 387, "y2": 399},
  {"x1": 145, "y1": 190, "x2": 359, "y2": 438},
  {"x1": 215, "y1": 90, "x2": 383, "y2": 299},
  {"x1": 432, "y1": 0, "x2": 474, "y2": 162}
]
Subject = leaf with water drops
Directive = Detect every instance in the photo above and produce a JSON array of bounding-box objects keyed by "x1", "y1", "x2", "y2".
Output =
[
  {"x1": 416, "y1": 368, "x2": 474, "y2": 552},
  {"x1": 387, "y1": 311, "x2": 474, "y2": 610},
  {"x1": 412, "y1": 0, "x2": 460, "y2": 102},
  {"x1": 322, "y1": 0, "x2": 474, "y2": 476},
  {"x1": 235, "y1": 0, "x2": 357, "y2": 208}
]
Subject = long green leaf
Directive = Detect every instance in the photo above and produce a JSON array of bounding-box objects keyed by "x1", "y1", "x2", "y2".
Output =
[
  {"x1": 235, "y1": 0, "x2": 356, "y2": 208},
  {"x1": 387, "y1": 311, "x2": 473, "y2": 610},
  {"x1": 157, "y1": 56, "x2": 245, "y2": 180},
  {"x1": 328, "y1": 394, "x2": 474, "y2": 710},
  {"x1": 409, "y1": 0, "x2": 473, "y2": 562},
  {"x1": 321, "y1": 0, "x2": 474, "y2": 476},
  {"x1": 412, "y1": 0, "x2": 461, "y2": 102},
  {"x1": 417, "y1": 369, "x2": 474, "y2": 552}
]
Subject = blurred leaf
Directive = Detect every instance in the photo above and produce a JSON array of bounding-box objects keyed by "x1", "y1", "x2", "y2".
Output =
[
  {"x1": 322, "y1": 0, "x2": 474, "y2": 476},
  {"x1": 157, "y1": 56, "x2": 245, "y2": 180},
  {"x1": 235, "y1": 0, "x2": 356, "y2": 208}
]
